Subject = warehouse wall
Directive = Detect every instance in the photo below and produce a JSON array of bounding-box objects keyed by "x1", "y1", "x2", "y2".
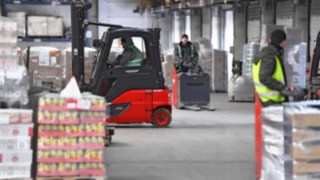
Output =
[{"x1": 98, "y1": 0, "x2": 153, "y2": 38}]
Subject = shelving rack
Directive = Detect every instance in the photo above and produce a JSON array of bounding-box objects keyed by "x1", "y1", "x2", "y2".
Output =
[{"x1": 1, "y1": 0, "x2": 89, "y2": 45}]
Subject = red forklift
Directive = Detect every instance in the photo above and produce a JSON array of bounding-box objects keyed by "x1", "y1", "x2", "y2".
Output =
[{"x1": 71, "y1": 3, "x2": 172, "y2": 127}]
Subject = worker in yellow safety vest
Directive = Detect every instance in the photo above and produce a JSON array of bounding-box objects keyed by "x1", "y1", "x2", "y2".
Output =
[{"x1": 252, "y1": 29, "x2": 305, "y2": 107}]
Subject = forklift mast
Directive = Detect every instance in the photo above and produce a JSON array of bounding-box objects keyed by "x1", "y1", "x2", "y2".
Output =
[
  {"x1": 71, "y1": 2, "x2": 126, "y2": 90},
  {"x1": 71, "y1": 2, "x2": 87, "y2": 87}
]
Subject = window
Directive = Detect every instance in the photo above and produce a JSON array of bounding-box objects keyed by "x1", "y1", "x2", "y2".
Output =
[{"x1": 108, "y1": 36, "x2": 148, "y2": 67}]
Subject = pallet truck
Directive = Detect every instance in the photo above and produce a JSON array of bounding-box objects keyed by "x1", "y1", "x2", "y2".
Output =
[
  {"x1": 71, "y1": 3, "x2": 172, "y2": 127},
  {"x1": 172, "y1": 64, "x2": 215, "y2": 111}
]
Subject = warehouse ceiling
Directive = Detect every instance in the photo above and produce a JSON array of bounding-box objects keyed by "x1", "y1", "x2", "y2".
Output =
[{"x1": 138, "y1": 0, "x2": 261, "y2": 14}]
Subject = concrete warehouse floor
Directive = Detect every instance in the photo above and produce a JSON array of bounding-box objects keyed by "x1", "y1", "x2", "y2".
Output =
[{"x1": 104, "y1": 94, "x2": 255, "y2": 180}]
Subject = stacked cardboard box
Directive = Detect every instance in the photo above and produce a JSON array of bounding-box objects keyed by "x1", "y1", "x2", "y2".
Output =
[
  {"x1": 7, "y1": 12, "x2": 26, "y2": 37},
  {"x1": 162, "y1": 47, "x2": 175, "y2": 89},
  {"x1": 199, "y1": 49, "x2": 228, "y2": 92},
  {"x1": 27, "y1": 47, "x2": 63, "y2": 92},
  {"x1": 242, "y1": 43, "x2": 260, "y2": 77},
  {"x1": 0, "y1": 16, "x2": 29, "y2": 106},
  {"x1": 0, "y1": 109, "x2": 33, "y2": 179},
  {"x1": 284, "y1": 102, "x2": 320, "y2": 179},
  {"x1": 27, "y1": 16, "x2": 63, "y2": 37},
  {"x1": 36, "y1": 94, "x2": 106, "y2": 178},
  {"x1": 261, "y1": 102, "x2": 320, "y2": 180},
  {"x1": 63, "y1": 48, "x2": 98, "y2": 84}
]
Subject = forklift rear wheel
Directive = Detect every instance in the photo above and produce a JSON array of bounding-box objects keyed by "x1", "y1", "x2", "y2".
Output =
[{"x1": 152, "y1": 108, "x2": 171, "y2": 127}]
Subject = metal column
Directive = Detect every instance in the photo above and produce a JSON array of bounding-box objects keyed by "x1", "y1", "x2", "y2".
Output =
[{"x1": 234, "y1": 3, "x2": 247, "y2": 61}]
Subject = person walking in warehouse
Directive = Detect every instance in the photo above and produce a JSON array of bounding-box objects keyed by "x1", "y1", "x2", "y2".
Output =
[
  {"x1": 115, "y1": 37, "x2": 143, "y2": 67},
  {"x1": 252, "y1": 29, "x2": 305, "y2": 107},
  {"x1": 174, "y1": 34, "x2": 199, "y2": 73}
]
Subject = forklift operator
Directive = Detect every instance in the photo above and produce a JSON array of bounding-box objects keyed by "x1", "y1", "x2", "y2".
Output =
[
  {"x1": 114, "y1": 37, "x2": 143, "y2": 67},
  {"x1": 174, "y1": 34, "x2": 199, "y2": 73}
]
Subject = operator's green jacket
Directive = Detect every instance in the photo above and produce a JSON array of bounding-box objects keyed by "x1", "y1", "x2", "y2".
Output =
[
  {"x1": 124, "y1": 45, "x2": 143, "y2": 67},
  {"x1": 117, "y1": 44, "x2": 143, "y2": 67},
  {"x1": 252, "y1": 44, "x2": 287, "y2": 107}
]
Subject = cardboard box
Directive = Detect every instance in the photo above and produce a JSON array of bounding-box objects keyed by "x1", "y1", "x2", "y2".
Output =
[
  {"x1": 0, "y1": 150, "x2": 32, "y2": 164},
  {"x1": 47, "y1": 17, "x2": 63, "y2": 37},
  {"x1": 0, "y1": 137, "x2": 31, "y2": 150},
  {"x1": 64, "y1": 48, "x2": 97, "y2": 84},
  {"x1": 34, "y1": 72, "x2": 63, "y2": 92},
  {"x1": 0, "y1": 164, "x2": 31, "y2": 179},
  {"x1": 28, "y1": 47, "x2": 63, "y2": 76},
  {"x1": 0, "y1": 124, "x2": 33, "y2": 137},
  {"x1": 27, "y1": 16, "x2": 63, "y2": 37},
  {"x1": 0, "y1": 109, "x2": 32, "y2": 124},
  {"x1": 7, "y1": 12, "x2": 26, "y2": 37},
  {"x1": 27, "y1": 16, "x2": 47, "y2": 37}
]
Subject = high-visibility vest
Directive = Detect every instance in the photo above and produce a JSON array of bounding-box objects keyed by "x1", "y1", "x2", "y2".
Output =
[
  {"x1": 252, "y1": 55, "x2": 286, "y2": 103},
  {"x1": 124, "y1": 45, "x2": 143, "y2": 67},
  {"x1": 176, "y1": 44, "x2": 194, "y2": 58}
]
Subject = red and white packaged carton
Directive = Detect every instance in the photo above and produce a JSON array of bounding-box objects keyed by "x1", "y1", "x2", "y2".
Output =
[
  {"x1": 0, "y1": 137, "x2": 31, "y2": 150},
  {"x1": 0, "y1": 124, "x2": 33, "y2": 137},
  {"x1": 0, "y1": 109, "x2": 20, "y2": 124},
  {"x1": 0, "y1": 164, "x2": 31, "y2": 179},
  {"x1": 19, "y1": 109, "x2": 33, "y2": 124},
  {"x1": 0, "y1": 109, "x2": 32, "y2": 124},
  {"x1": 0, "y1": 150, "x2": 32, "y2": 164}
]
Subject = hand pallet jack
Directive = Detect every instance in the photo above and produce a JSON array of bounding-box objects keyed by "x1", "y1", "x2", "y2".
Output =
[{"x1": 172, "y1": 65, "x2": 215, "y2": 111}]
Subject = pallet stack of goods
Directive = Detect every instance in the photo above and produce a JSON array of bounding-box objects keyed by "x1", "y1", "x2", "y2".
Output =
[
  {"x1": 0, "y1": 16, "x2": 29, "y2": 107},
  {"x1": 26, "y1": 47, "x2": 64, "y2": 92},
  {"x1": 284, "y1": 102, "x2": 320, "y2": 179},
  {"x1": 36, "y1": 93, "x2": 107, "y2": 179},
  {"x1": 0, "y1": 109, "x2": 33, "y2": 179},
  {"x1": 197, "y1": 38, "x2": 228, "y2": 92},
  {"x1": 261, "y1": 101, "x2": 320, "y2": 179},
  {"x1": 27, "y1": 16, "x2": 63, "y2": 37},
  {"x1": 7, "y1": 12, "x2": 27, "y2": 38},
  {"x1": 162, "y1": 47, "x2": 175, "y2": 89}
]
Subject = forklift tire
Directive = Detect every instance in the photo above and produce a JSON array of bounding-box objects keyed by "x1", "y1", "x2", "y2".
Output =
[{"x1": 152, "y1": 108, "x2": 172, "y2": 128}]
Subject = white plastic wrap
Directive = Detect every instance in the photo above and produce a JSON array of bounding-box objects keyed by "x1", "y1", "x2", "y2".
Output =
[
  {"x1": 0, "y1": 17, "x2": 18, "y2": 66},
  {"x1": 0, "y1": 66, "x2": 29, "y2": 105},
  {"x1": 0, "y1": 17, "x2": 29, "y2": 106},
  {"x1": 162, "y1": 48, "x2": 175, "y2": 89},
  {"x1": 27, "y1": 16, "x2": 63, "y2": 37},
  {"x1": 242, "y1": 43, "x2": 260, "y2": 77},
  {"x1": 7, "y1": 12, "x2": 26, "y2": 37},
  {"x1": 261, "y1": 106, "x2": 286, "y2": 180},
  {"x1": 262, "y1": 101, "x2": 320, "y2": 180},
  {"x1": 228, "y1": 76, "x2": 254, "y2": 102}
]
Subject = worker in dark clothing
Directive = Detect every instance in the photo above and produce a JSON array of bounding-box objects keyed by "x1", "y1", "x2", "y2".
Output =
[
  {"x1": 115, "y1": 37, "x2": 143, "y2": 67},
  {"x1": 174, "y1": 34, "x2": 199, "y2": 73},
  {"x1": 252, "y1": 29, "x2": 305, "y2": 107}
]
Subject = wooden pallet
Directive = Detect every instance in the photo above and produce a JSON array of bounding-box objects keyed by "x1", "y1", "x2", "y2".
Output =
[{"x1": 36, "y1": 176, "x2": 105, "y2": 180}]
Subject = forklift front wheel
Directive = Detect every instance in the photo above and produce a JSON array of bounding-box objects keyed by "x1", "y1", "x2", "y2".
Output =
[{"x1": 152, "y1": 108, "x2": 172, "y2": 128}]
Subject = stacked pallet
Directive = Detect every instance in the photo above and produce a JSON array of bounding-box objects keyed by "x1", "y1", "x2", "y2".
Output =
[
  {"x1": 36, "y1": 93, "x2": 107, "y2": 179},
  {"x1": 0, "y1": 16, "x2": 29, "y2": 106},
  {"x1": 288, "y1": 109, "x2": 320, "y2": 179},
  {"x1": 0, "y1": 109, "x2": 33, "y2": 179},
  {"x1": 261, "y1": 102, "x2": 320, "y2": 180}
]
